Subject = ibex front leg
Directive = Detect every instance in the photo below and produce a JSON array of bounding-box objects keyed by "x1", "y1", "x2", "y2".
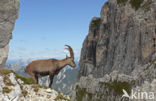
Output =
[{"x1": 49, "y1": 73, "x2": 54, "y2": 87}]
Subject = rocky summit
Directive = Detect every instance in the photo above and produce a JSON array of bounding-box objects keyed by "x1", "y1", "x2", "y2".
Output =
[
  {"x1": 0, "y1": 0, "x2": 20, "y2": 68},
  {"x1": 72, "y1": 0, "x2": 156, "y2": 101}
]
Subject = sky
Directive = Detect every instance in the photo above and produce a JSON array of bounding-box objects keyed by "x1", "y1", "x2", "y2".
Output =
[{"x1": 8, "y1": 0, "x2": 107, "y2": 61}]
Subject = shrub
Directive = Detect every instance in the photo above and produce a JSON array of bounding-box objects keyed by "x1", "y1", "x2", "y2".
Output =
[
  {"x1": 130, "y1": 0, "x2": 144, "y2": 10},
  {"x1": 117, "y1": 0, "x2": 128, "y2": 5},
  {"x1": 99, "y1": 80, "x2": 132, "y2": 95}
]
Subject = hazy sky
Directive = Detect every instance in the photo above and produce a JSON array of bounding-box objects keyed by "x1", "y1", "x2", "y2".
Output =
[{"x1": 8, "y1": 0, "x2": 106, "y2": 60}]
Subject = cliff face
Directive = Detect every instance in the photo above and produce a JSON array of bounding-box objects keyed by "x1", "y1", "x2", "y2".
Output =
[
  {"x1": 72, "y1": 0, "x2": 156, "y2": 101},
  {"x1": 78, "y1": 0, "x2": 156, "y2": 78},
  {"x1": 0, "y1": 0, "x2": 20, "y2": 68}
]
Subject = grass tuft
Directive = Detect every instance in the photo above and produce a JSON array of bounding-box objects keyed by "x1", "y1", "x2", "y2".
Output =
[
  {"x1": 117, "y1": 0, "x2": 128, "y2": 5},
  {"x1": 99, "y1": 80, "x2": 132, "y2": 95},
  {"x1": 0, "y1": 69, "x2": 14, "y2": 75},
  {"x1": 54, "y1": 93, "x2": 71, "y2": 101},
  {"x1": 32, "y1": 85, "x2": 40, "y2": 92},
  {"x1": 22, "y1": 89, "x2": 28, "y2": 97},
  {"x1": 15, "y1": 74, "x2": 35, "y2": 85},
  {"x1": 32, "y1": 84, "x2": 51, "y2": 92},
  {"x1": 2, "y1": 87, "x2": 12, "y2": 93}
]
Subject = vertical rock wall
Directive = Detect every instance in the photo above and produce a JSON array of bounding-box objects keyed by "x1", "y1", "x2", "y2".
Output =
[
  {"x1": 78, "y1": 0, "x2": 156, "y2": 78},
  {"x1": 72, "y1": 0, "x2": 156, "y2": 101},
  {"x1": 0, "y1": 0, "x2": 20, "y2": 68}
]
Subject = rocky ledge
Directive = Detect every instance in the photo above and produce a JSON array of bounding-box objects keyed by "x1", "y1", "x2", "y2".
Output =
[{"x1": 0, "y1": 69, "x2": 70, "y2": 101}]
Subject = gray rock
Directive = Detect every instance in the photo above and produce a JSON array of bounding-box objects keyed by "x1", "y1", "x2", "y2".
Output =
[
  {"x1": 0, "y1": 45, "x2": 9, "y2": 68},
  {"x1": 0, "y1": 86, "x2": 2, "y2": 92},
  {"x1": 0, "y1": 0, "x2": 20, "y2": 68},
  {"x1": 0, "y1": 75, "x2": 3, "y2": 82},
  {"x1": 9, "y1": 73, "x2": 18, "y2": 85},
  {"x1": 72, "y1": 71, "x2": 134, "y2": 101},
  {"x1": 78, "y1": 0, "x2": 156, "y2": 78},
  {"x1": 0, "y1": 71, "x2": 69, "y2": 101},
  {"x1": 73, "y1": 0, "x2": 156, "y2": 101}
]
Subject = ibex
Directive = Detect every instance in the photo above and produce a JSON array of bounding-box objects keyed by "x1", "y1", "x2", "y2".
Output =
[{"x1": 26, "y1": 45, "x2": 76, "y2": 87}]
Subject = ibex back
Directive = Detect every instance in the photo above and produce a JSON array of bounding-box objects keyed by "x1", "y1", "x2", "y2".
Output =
[{"x1": 26, "y1": 45, "x2": 76, "y2": 87}]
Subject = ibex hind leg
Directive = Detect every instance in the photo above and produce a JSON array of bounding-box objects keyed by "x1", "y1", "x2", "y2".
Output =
[
  {"x1": 35, "y1": 74, "x2": 39, "y2": 84},
  {"x1": 49, "y1": 73, "x2": 54, "y2": 88}
]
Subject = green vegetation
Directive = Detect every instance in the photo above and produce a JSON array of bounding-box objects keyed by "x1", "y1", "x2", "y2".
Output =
[
  {"x1": 75, "y1": 85, "x2": 93, "y2": 101},
  {"x1": 91, "y1": 18, "x2": 101, "y2": 29},
  {"x1": 0, "y1": 69, "x2": 14, "y2": 86},
  {"x1": 20, "y1": 84, "x2": 28, "y2": 96},
  {"x1": 2, "y1": 87, "x2": 12, "y2": 93},
  {"x1": 0, "y1": 69, "x2": 30, "y2": 95},
  {"x1": 75, "y1": 85, "x2": 87, "y2": 101},
  {"x1": 99, "y1": 80, "x2": 132, "y2": 95},
  {"x1": 42, "y1": 86, "x2": 49, "y2": 89},
  {"x1": 0, "y1": 69, "x2": 14, "y2": 75},
  {"x1": 0, "y1": 69, "x2": 35, "y2": 85},
  {"x1": 130, "y1": 0, "x2": 144, "y2": 10},
  {"x1": 117, "y1": 0, "x2": 128, "y2": 5},
  {"x1": 22, "y1": 89, "x2": 28, "y2": 97},
  {"x1": 0, "y1": 69, "x2": 56, "y2": 97},
  {"x1": 32, "y1": 85, "x2": 40, "y2": 92},
  {"x1": 54, "y1": 93, "x2": 71, "y2": 101},
  {"x1": 32, "y1": 84, "x2": 50, "y2": 93},
  {"x1": 15, "y1": 73, "x2": 35, "y2": 85}
]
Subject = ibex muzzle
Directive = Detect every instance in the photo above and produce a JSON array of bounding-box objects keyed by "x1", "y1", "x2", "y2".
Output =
[{"x1": 26, "y1": 45, "x2": 76, "y2": 87}]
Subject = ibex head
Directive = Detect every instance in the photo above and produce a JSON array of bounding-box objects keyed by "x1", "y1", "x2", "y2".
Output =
[{"x1": 65, "y1": 45, "x2": 76, "y2": 68}]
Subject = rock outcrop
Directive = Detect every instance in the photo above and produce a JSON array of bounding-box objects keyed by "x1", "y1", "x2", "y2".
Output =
[
  {"x1": 72, "y1": 0, "x2": 156, "y2": 101},
  {"x1": 0, "y1": 69, "x2": 70, "y2": 101},
  {"x1": 0, "y1": 0, "x2": 19, "y2": 68}
]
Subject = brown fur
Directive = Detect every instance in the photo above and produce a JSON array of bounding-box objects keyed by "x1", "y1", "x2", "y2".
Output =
[{"x1": 26, "y1": 45, "x2": 76, "y2": 87}]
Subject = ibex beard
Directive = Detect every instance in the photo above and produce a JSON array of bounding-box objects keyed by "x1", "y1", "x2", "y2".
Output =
[{"x1": 26, "y1": 45, "x2": 76, "y2": 87}]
